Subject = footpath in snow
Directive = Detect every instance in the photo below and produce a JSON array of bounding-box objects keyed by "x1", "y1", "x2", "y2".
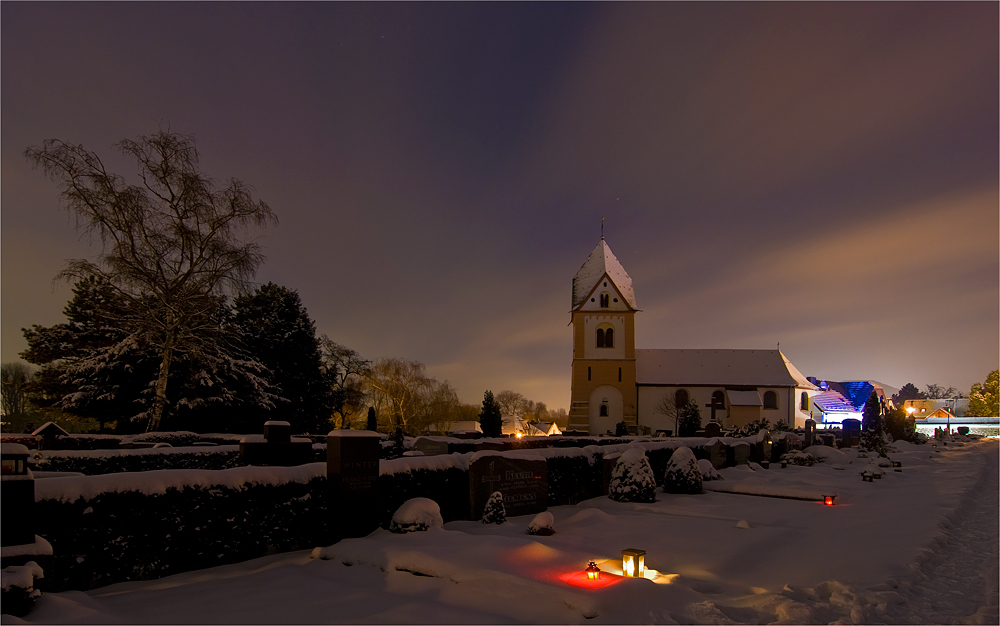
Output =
[{"x1": 4, "y1": 438, "x2": 998, "y2": 625}]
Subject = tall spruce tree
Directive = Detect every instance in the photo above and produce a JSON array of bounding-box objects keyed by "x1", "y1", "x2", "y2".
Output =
[
  {"x1": 860, "y1": 390, "x2": 888, "y2": 456},
  {"x1": 231, "y1": 283, "x2": 330, "y2": 433},
  {"x1": 479, "y1": 390, "x2": 502, "y2": 437}
]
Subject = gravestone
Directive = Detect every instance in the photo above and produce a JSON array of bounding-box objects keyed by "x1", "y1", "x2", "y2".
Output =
[
  {"x1": 804, "y1": 419, "x2": 816, "y2": 447},
  {"x1": 750, "y1": 429, "x2": 772, "y2": 464},
  {"x1": 727, "y1": 442, "x2": 751, "y2": 466},
  {"x1": 703, "y1": 439, "x2": 728, "y2": 469},
  {"x1": 328, "y1": 430, "x2": 381, "y2": 539},
  {"x1": 841, "y1": 419, "x2": 861, "y2": 447},
  {"x1": 240, "y1": 421, "x2": 312, "y2": 466},
  {"x1": 704, "y1": 422, "x2": 722, "y2": 438},
  {"x1": 469, "y1": 453, "x2": 547, "y2": 520},
  {"x1": 413, "y1": 437, "x2": 450, "y2": 456},
  {"x1": 818, "y1": 433, "x2": 837, "y2": 447}
]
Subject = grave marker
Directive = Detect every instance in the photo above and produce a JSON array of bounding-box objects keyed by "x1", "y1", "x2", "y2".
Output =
[
  {"x1": 328, "y1": 430, "x2": 381, "y2": 539},
  {"x1": 469, "y1": 453, "x2": 547, "y2": 520}
]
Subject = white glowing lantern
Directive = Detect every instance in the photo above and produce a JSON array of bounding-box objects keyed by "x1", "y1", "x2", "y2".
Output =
[{"x1": 621, "y1": 548, "x2": 645, "y2": 578}]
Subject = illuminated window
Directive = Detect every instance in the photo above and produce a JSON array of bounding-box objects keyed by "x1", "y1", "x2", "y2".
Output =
[
  {"x1": 800, "y1": 392, "x2": 808, "y2": 411},
  {"x1": 600, "y1": 293, "x2": 610, "y2": 307},
  {"x1": 763, "y1": 391, "x2": 778, "y2": 410}
]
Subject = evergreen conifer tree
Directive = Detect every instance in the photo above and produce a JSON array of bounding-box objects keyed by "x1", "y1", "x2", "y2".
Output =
[
  {"x1": 663, "y1": 446, "x2": 704, "y2": 494},
  {"x1": 860, "y1": 390, "x2": 888, "y2": 456},
  {"x1": 608, "y1": 448, "x2": 657, "y2": 503},
  {"x1": 482, "y1": 491, "x2": 506, "y2": 524},
  {"x1": 367, "y1": 406, "x2": 378, "y2": 432},
  {"x1": 479, "y1": 390, "x2": 503, "y2": 437}
]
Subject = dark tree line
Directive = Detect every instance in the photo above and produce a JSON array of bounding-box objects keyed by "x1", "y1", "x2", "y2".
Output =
[{"x1": 20, "y1": 279, "x2": 345, "y2": 435}]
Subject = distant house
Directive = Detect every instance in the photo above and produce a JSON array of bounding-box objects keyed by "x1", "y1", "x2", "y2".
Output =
[
  {"x1": 898, "y1": 398, "x2": 969, "y2": 418},
  {"x1": 810, "y1": 390, "x2": 862, "y2": 425}
]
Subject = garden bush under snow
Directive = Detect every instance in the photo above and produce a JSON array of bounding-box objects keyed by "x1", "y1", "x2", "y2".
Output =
[
  {"x1": 663, "y1": 446, "x2": 703, "y2": 494},
  {"x1": 697, "y1": 458, "x2": 721, "y2": 481},
  {"x1": 482, "y1": 491, "x2": 506, "y2": 524},
  {"x1": 781, "y1": 450, "x2": 818, "y2": 466},
  {"x1": 389, "y1": 497, "x2": 444, "y2": 533},
  {"x1": 608, "y1": 448, "x2": 656, "y2": 503}
]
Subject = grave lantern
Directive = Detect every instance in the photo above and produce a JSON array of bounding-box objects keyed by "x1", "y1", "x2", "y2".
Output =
[
  {"x1": 862, "y1": 472, "x2": 874, "y2": 482},
  {"x1": 621, "y1": 548, "x2": 645, "y2": 578},
  {"x1": 823, "y1": 495, "x2": 836, "y2": 506},
  {"x1": 891, "y1": 460, "x2": 901, "y2": 468},
  {"x1": 585, "y1": 560, "x2": 601, "y2": 580}
]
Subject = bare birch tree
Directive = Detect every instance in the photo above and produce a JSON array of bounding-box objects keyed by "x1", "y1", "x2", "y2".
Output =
[{"x1": 25, "y1": 132, "x2": 276, "y2": 431}]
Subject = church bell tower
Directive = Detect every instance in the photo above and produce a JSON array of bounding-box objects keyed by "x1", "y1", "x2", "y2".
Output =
[{"x1": 568, "y1": 238, "x2": 638, "y2": 435}]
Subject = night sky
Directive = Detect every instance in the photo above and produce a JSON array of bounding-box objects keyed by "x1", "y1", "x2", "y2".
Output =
[{"x1": 3, "y1": 2, "x2": 997, "y2": 411}]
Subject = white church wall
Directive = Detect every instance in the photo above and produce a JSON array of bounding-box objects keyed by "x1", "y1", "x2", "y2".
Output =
[{"x1": 636, "y1": 386, "x2": 728, "y2": 433}]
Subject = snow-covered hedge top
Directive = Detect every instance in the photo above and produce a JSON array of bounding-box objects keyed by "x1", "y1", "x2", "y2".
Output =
[
  {"x1": 35, "y1": 445, "x2": 240, "y2": 459},
  {"x1": 1, "y1": 443, "x2": 30, "y2": 455},
  {"x1": 34, "y1": 462, "x2": 327, "y2": 503},
  {"x1": 470, "y1": 449, "x2": 545, "y2": 463},
  {"x1": 379, "y1": 452, "x2": 475, "y2": 476},
  {"x1": 522, "y1": 447, "x2": 596, "y2": 463}
]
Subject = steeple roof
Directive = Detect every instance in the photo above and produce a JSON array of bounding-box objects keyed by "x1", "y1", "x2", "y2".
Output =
[{"x1": 572, "y1": 239, "x2": 636, "y2": 309}]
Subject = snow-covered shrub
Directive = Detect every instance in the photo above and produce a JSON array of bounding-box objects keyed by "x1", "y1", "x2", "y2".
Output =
[
  {"x1": 526, "y1": 511, "x2": 555, "y2": 535},
  {"x1": 662, "y1": 446, "x2": 703, "y2": 494},
  {"x1": 781, "y1": 450, "x2": 817, "y2": 466},
  {"x1": 32, "y1": 466, "x2": 330, "y2": 592},
  {"x1": 389, "y1": 498, "x2": 443, "y2": 533},
  {"x1": 0, "y1": 561, "x2": 43, "y2": 617},
  {"x1": 697, "y1": 458, "x2": 721, "y2": 481},
  {"x1": 482, "y1": 491, "x2": 506, "y2": 524},
  {"x1": 609, "y1": 448, "x2": 656, "y2": 503},
  {"x1": 729, "y1": 417, "x2": 771, "y2": 439}
]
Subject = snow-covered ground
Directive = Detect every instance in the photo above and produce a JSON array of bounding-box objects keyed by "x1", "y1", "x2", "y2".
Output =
[{"x1": 6, "y1": 438, "x2": 997, "y2": 625}]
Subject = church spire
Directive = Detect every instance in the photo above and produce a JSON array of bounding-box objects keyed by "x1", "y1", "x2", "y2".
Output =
[{"x1": 571, "y1": 238, "x2": 636, "y2": 310}]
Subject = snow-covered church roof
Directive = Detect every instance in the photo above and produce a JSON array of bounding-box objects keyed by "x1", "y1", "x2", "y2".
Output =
[
  {"x1": 636, "y1": 349, "x2": 817, "y2": 388},
  {"x1": 572, "y1": 239, "x2": 637, "y2": 310}
]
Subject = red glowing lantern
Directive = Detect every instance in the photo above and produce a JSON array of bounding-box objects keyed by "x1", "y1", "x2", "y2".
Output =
[
  {"x1": 823, "y1": 495, "x2": 835, "y2": 506},
  {"x1": 586, "y1": 561, "x2": 601, "y2": 580}
]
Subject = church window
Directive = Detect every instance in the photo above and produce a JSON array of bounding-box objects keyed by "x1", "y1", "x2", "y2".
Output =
[
  {"x1": 596, "y1": 324, "x2": 615, "y2": 348},
  {"x1": 618, "y1": 367, "x2": 622, "y2": 382},
  {"x1": 600, "y1": 292, "x2": 610, "y2": 307},
  {"x1": 800, "y1": 392, "x2": 808, "y2": 411},
  {"x1": 613, "y1": 298, "x2": 618, "y2": 303},
  {"x1": 763, "y1": 391, "x2": 778, "y2": 409},
  {"x1": 603, "y1": 281, "x2": 607, "y2": 287},
  {"x1": 587, "y1": 367, "x2": 591, "y2": 381},
  {"x1": 675, "y1": 389, "x2": 689, "y2": 408},
  {"x1": 711, "y1": 390, "x2": 725, "y2": 406},
  {"x1": 600, "y1": 403, "x2": 608, "y2": 417}
]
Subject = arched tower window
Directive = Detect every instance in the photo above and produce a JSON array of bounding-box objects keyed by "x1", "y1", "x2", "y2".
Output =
[
  {"x1": 596, "y1": 323, "x2": 615, "y2": 348},
  {"x1": 600, "y1": 292, "x2": 610, "y2": 307},
  {"x1": 600, "y1": 402, "x2": 609, "y2": 417},
  {"x1": 675, "y1": 389, "x2": 689, "y2": 408},
  {"x1": 711, "y1": 390, "x2": 725, "y2": 406},
  {"x1": 763, "y1": 390, "x2": 778, "y2": 409},
  {"x1": 800, "y1": 391, "x2": 809, "y2": 411}
]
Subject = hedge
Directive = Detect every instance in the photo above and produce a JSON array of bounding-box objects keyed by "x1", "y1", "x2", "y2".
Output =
[{"x1": 31, "y1": 447, "x2": 243, "y2": 475}]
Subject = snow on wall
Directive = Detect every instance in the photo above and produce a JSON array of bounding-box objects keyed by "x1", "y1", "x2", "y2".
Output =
[{"x1": 379, "y1": 452, "x2": 474, "y2": 476}]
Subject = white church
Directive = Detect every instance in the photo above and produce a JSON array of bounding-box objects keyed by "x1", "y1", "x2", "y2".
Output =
[{"x1": 567, "y1": 238, "x2": 818, "y2": 435}]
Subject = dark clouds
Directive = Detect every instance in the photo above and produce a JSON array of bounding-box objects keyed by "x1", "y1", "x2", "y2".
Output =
[{"x1": 3, "y1": 3, "x2": 997, "y2": 409}]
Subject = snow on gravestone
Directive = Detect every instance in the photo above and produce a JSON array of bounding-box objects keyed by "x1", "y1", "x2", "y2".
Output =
[
  {"x1": 469, "y1": 452, "x2": 547, "y2": 520},
  {"x1": 327, "y1": 430, "x2": 380, "y2": 539}
]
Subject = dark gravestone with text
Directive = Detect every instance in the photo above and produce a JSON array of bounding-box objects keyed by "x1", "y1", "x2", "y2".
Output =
[
  {"x1": 469, "y1": 454, "x2": 547, "y2": 520},
  {"x1": 842, "y1": 419, "x2": 861, "y2": 448},
  {"x1": 327, "y1": 430, "x2": 380, "y2": 539}
]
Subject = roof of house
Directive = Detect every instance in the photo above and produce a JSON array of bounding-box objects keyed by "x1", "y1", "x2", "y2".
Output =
[
  {"x1": 636, "y1": 349, "x2": 817, "y2": 388},
  {"x1": 31, "y1": 421, "x2": 69, "y2": 437},
  {"x1": 812, "y1": 390, "x2": 859, "y2": 414},
  {"x1": 572, "y1": 239, "x2": 636, "y2": 310}
]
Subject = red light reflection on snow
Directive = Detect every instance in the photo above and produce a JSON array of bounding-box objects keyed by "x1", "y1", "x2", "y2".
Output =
[{"x1": 557, "y1": 570, "x2": 625, "y2": 589}]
